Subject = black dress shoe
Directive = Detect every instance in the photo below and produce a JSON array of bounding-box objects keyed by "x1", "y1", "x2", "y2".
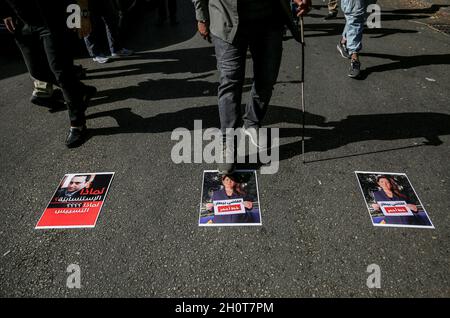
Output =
[
  {"x1": 65, "y1": 126, "x2": 87, "y2": 148},
  {"x1": 30, "y1": 89, "x2": 65, "y2": 109},
  {"x1": 324, "y1": 11, "x2": 338, "y2": 20}
]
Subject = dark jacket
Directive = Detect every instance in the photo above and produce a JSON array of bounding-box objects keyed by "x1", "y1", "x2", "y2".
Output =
[
  {"x1": 192, "y1": 0, "x2": 301, "y2": 43},
  {"x1": 1, "y1": 0, "x2": 70, "y2": 28}
]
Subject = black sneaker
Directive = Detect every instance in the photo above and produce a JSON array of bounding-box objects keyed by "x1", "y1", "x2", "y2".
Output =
[
  {"x1": 324, "y1": 11, "x2": 338, "y2": 20},
  {"x1": 65, "y1": 126, "x2": 87, "y2": 148},
  {"x1": 217, "y1": 142, "x2": 236, "y2": 175},
  {"x1": 348, "y1": 59, "x2": 361, "y2": 78},
  {"x1": 337, "y1": 41, "x2": 351, "y2": 59}
]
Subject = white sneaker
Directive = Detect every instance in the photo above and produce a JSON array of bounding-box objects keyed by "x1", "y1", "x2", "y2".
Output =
[
  {"x1": 111, "y1": 48, "x2": 134, "y2": 57},
  {"x1": 92, "y1": 55, "x2": 109, "y2": 64},
  {"x1": 242, "y1": 126, "x2": 265, "y2": 149}
]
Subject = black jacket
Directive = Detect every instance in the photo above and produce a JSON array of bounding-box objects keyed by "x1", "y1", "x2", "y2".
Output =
[{"x1": 1, "y1": 0, "x2": 71, "y2": 28}]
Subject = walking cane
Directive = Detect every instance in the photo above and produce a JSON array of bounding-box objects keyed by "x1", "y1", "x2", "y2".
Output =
[{"x1": 299, "y1": 16, "x2": 306, "y2": 164}]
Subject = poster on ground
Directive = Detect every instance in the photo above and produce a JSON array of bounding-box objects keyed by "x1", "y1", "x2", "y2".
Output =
[
  {"x1": 199, "y1": 170, "x2": 262, "y2": 226},
  {"x1": 355, "y1": 171, "x2": 434, "y2": 228},
  {"x1": 36, "y1": 172, "x2": 114, "y2": 229}
]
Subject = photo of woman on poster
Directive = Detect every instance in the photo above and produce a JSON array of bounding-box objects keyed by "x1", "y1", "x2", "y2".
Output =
[
  {"x1": 356, "y1": 172, "x2": 433, "y2": 227},
  {"x1": 199, "y1": 171, "x2": 261, "y2": 226},
  {"x1": 371, "y1": 175, "x2": 418, "y2": 213}
]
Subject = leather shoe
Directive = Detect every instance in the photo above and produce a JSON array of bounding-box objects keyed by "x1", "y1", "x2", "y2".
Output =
[{"x1": 65, "y1": 126, "x2": 87, "y2": 148}]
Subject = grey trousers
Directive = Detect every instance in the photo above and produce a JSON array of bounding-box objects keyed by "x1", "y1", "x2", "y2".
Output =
[{"x1": 212, "y1": 22, "x2": 283, "y2": 135}]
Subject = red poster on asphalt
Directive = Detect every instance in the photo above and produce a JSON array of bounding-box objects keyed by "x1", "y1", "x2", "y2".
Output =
[{"x1": 35, "y1": 172, "x2": 114, "y2": 229}]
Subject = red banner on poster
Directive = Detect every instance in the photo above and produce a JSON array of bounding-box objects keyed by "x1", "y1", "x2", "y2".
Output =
[
  {"x1": 213, "y1": 198, "x2": 245, "y2": 216},
  {"x1": 217, "y1": 204, "x2": 242, "y2": 213},
  {"x1": 384, "y1": 206, "x2": 409, "y2": 214}
]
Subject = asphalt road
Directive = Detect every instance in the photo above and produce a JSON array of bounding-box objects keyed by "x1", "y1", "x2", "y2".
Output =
[{"x1": 0, "y1": 1, "x2": 449, "y2": 297}]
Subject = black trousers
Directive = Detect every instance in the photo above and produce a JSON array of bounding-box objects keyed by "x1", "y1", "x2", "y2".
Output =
[
  {"x1": 15, "y1": 25, "x2": 86, "y2": 126},
  {"x1": 158, "y1": 0, "x2": 177, "y2": 21}
]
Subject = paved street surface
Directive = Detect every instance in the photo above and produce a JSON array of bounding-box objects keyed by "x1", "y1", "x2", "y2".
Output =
[{"x1": 0, "y1": 1, "x2": 449, "y2": 297}]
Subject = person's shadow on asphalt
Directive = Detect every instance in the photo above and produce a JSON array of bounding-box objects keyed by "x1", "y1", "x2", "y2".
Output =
[
  {"x1": 301, "y1": 22, "x2": 419, "y2": 40},
  {"x1": 83, "y1": 46, "x2": 262, "y2": 106},
  {"x1": 275, "y1": 110, "x2": 449, "y2": 164},
  {"x1": 357, "y1": 53, "x2": 450, "y2": 80},
  {"x1": 85, "y1": 47, "x2": 217, "y2": 82},
  {"x1": 84, "y1": 105, "x2": 450, "y2": 165}
]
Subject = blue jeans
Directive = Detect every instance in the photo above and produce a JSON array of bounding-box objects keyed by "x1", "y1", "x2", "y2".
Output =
[
  {"x1": 84, "y1": 0, "x2": 121, "y2": 56},
  {"x1": 341, "y1": 0, "x2": 367, "y2": 54},
  {"x1": 212, "y1": 22, "x2": 283, "y2": 134}
]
